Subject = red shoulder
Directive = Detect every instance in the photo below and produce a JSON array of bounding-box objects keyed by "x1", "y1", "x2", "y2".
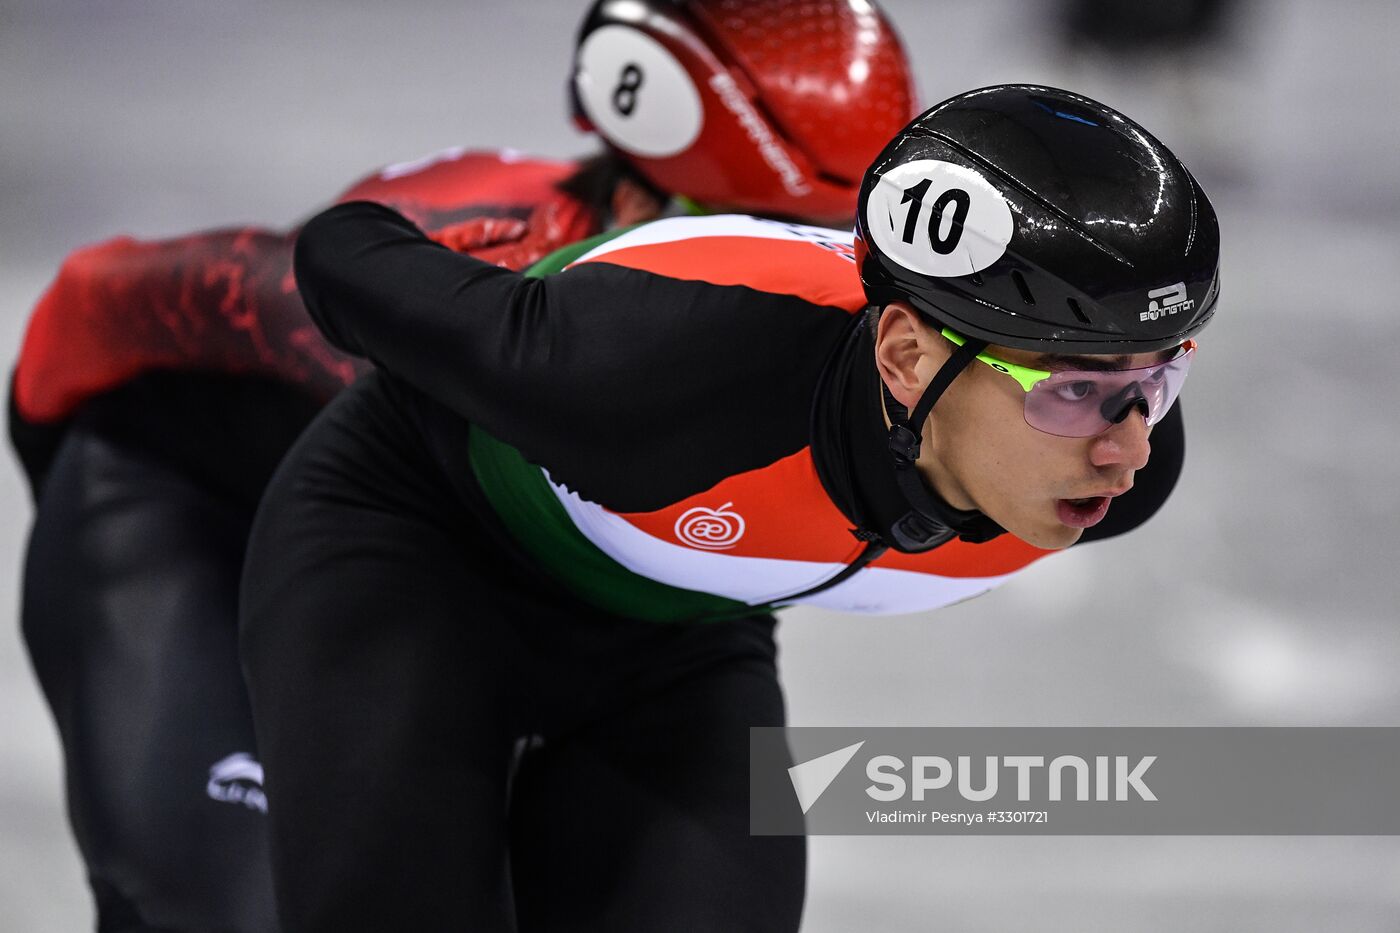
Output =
[
  {"x1": 334, "y1": 147, "x2": 582, "y2": 226},
  {"x1": 13, "y1": 229, "x2": 355, "y2": 423}
]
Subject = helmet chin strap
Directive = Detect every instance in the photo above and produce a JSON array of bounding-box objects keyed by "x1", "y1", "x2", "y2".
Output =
[{"x1": 882, "y1": 336, "x2": 1006, "y2": 550}]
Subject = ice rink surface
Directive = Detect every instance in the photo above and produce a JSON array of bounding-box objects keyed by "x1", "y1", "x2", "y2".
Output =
[{"x1": 2, "y1": 1, "x2": 1399, "y2": 929}]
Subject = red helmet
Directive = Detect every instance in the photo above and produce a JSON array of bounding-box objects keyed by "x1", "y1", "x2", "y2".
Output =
[{"x1": 571, "y1": 0, "x2": 917, "y2": 226}]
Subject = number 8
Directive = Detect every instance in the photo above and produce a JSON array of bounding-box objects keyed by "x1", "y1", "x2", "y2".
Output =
[{"x1": 612, "y1": 64, "x2": 644, "y2": 117}]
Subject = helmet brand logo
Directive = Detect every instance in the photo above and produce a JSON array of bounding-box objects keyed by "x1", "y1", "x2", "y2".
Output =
[
  {"x1": 1142, "y1": 283, "x2": 1194, "y2": 322},
  {"x1": 708, "y1": 73, "x2": 812, "y2": 197},
  {"x1": 675, "y1": 502, "x2": 746, "y2": 550}
]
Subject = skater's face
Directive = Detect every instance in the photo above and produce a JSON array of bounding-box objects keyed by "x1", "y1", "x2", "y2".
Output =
[{"x1": 873, "y1": 302, "x2": 1173, "y2": 550}]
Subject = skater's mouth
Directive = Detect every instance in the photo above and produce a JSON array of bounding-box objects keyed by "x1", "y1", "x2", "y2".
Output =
[{"x1": 1055, "y1": 486, "x2": 1129, "y2": 529}]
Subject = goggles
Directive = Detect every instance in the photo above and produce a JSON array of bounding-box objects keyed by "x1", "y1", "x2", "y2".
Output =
[{"x1": 942, "y1": 329, "x2": 1196, "y2": 438}]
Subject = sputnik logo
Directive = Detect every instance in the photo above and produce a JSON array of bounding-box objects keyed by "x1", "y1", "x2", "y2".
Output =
[
  {"x1": 674, "y1": 502, "x2": 746, "y2": 550},
  {"x1": 788, "y1": 741, "x2": 866, "y2": 814}
]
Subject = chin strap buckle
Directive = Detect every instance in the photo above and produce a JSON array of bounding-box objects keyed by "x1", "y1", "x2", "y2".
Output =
[
  {"x1": 889, "y1": 511, "x2": 952, "y2": 552},
  {"x1": 887, "y1": 424, "x2": 921, "y2": 465}
]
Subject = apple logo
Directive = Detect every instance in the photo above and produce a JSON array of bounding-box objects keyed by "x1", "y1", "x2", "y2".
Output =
[{"x1": 674, "y1": 502, "x2": 746, "y2": 550}]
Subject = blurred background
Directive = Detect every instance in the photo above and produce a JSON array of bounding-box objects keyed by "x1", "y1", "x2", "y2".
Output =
[{"x1": 2, "y1": 0, "x2": 1398, "y2": 929}]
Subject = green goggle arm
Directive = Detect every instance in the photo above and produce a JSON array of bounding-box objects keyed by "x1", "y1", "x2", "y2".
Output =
[{"x1": 940, "y1": 328, "x2": 1051, "y2": 393}]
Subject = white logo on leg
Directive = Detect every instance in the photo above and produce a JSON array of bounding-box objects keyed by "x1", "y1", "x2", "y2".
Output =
[{"x1": 207, "y1": 752, "x2": 268, "y2": 814}]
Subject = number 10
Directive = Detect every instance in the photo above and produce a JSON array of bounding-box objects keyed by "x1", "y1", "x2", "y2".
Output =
[{"x1": 899, "y1": 180, "x2": 970, "y2": 255}]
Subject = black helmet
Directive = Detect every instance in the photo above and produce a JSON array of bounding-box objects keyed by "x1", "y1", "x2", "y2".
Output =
[
  {"x1": 855, "y1": 85, "x2": 1220, "y2": 354},
  {"x1": 855, "y1": 86, "x2": 1221, "y2": 551}
]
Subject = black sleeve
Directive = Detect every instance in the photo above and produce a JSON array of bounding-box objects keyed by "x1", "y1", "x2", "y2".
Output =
[
  {"x1": 1077, "y1": 400, "x2": 1185, "y2": 544},
  {"x1": 8, "y1": 371, "x2": 69, "y2": 500},
  {"x1": 293, "y1": 201, "x2": 850, "y2": 511}
]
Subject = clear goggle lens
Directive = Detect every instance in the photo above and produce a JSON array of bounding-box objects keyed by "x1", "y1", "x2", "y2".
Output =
[{"x1": 1024, "y1": 345, "x2": 1196, "y2": 438}]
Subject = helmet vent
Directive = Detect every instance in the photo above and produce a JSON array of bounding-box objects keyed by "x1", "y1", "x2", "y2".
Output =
[
  {"x1": 1011, "y1": 270, "x2": 1036, "y2": 306},
  {"x1": 1066, "y1": 297, "x2": 1092, "y2": 325}
]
